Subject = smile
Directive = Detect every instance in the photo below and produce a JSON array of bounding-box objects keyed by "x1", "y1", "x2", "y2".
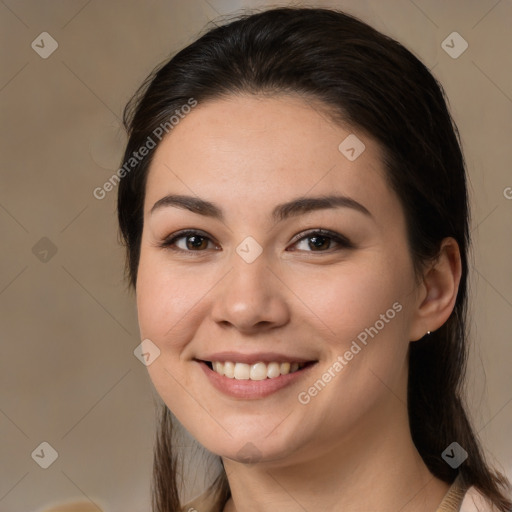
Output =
[
  {"x1": 196, "y1": 359, "x2": 318, "y2": 399},
  {"x1": 208, "y1": 360, "x2": 308, "y2": 380}
]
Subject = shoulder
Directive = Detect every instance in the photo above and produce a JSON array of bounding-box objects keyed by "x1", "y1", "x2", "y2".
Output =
[{"x1": 460, "y1": 486, "x2": 501, "y2": 512}]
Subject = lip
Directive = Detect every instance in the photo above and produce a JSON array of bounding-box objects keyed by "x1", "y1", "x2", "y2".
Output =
[
  {"x1": 196, "y1": 359, "x2": 318, "y2": 399},
  {"x1": 197, "y1": 351, "x2": 315, "y2": 365}
]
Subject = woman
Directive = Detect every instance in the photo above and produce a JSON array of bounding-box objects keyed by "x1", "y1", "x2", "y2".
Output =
[{"x1": 117, "y1": 7, "x2": 512, "y2": 512}]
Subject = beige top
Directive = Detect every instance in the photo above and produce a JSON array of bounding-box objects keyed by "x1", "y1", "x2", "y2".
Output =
[
  {"x1": 181, "y1": 473, "x2": 495, "y2": 512},
  {"x1": 39, "y1": 473, "x2": 494, "y2": 512}
]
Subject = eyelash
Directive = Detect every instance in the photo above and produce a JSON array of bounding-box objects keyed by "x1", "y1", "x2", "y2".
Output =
[{"x1": 158, "y1": 228, "x2": 354, "y2": 254}]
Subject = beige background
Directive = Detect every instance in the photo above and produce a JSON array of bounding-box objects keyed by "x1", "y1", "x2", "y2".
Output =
[{"x1": 0, "y1": 0, "x2": 511, "y2": 511}]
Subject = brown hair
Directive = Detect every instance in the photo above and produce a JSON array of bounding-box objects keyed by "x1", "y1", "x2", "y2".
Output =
[{"x1": 117, "y1": 7, "x2": 512, "y2": 511}]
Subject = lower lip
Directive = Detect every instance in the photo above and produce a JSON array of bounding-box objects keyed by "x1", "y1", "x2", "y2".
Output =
[{"x1": 197, "y1": 361, "x2": 317, "y2": 399}]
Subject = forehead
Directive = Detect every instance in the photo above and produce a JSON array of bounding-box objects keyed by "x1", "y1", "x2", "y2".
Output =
[{"x1": 144, "y1": 94, "x2": 398, "y2": 222}]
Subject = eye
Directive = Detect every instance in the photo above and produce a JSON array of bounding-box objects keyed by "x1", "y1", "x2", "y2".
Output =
[
  {"x1": 159, "y1": 230, "x2": 220, "y2": 252},
  {"x1": 159, "y1": 228, "x2": 353, "y2": 254},
  {"x1": 288, "y1": 229, "x2": 353, "y2": 252}
]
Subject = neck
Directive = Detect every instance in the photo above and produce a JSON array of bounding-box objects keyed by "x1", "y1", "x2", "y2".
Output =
[{"x1": 221, "y1": 384, "x2": 450, "y2": 512}]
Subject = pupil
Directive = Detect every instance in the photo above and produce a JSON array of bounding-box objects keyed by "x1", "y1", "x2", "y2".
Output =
[
  {"x1": 309, "y1": 236, "x2": 329, "y2": 250},
  {"x1": 187, "y1": 235, "x2": 206, "y2": 250}
]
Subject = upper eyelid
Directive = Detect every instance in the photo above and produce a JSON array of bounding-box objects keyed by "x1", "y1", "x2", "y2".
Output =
[{"x1": 289, "y1": 228, "x2": 351, "y2": 244}]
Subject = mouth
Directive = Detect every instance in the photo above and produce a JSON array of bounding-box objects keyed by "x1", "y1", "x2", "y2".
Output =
[
  {"x1": 199, "y1": 360, "x2": 316, "y2": 380},
  {"x1": 195, "y1": 358, "x2": 318, "y2": 399}
]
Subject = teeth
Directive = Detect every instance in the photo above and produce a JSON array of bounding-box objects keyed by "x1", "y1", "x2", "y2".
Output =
[
  {"x1": 234, "y1": 362, "x2": 250, "y2": 380},
  {"x1": 267, "y1": 362, "x2": 281, "y2": 378},
  {"x1": 209, "y1": 360, "x2": 307, "y2": 380},
  {"x1": 212, "y1": 361, "x2": 224, "y2": 376},
  {"x1": 249, "y1": 362, "x2": 267, "y2": 381},
  {"x1": 223, "y1": 361, "x2": 235, "y2": 378}
]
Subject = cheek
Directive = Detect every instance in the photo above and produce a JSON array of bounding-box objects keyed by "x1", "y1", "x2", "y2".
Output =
[
  {"x1": 290, "y1": 254, "x2": 412, "y2": 348},
  {"x1": 313, "y1": 257, "x2": 413, "y2": 395},
  {"x1": 135, "y1": 252, "x2": 208, "y2": 414},
  {"x1": 135, "y1": 250, "x2": 209, "y2": 349},
  {"x1": 290, "y1": 263, "x2": 411, "y2": 432}
]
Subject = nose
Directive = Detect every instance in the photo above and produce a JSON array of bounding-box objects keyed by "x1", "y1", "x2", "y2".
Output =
[{"x1": 209, "y1": 254, "x2": 291, "y2": 334}]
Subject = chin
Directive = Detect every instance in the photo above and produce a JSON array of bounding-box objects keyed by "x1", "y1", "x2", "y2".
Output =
[{"x1": 197, "y1": 427, "x2": 309, "y2": 467}]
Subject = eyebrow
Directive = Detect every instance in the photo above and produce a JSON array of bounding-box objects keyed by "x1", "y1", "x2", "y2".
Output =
[{"x1": 150, "y1": 194, "x2": 372, "y2": 222}]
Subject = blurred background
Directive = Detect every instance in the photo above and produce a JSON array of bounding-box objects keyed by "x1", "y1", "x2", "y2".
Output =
[{"x1": 0, "y1": 1, "x2": 511, "y2": 511}]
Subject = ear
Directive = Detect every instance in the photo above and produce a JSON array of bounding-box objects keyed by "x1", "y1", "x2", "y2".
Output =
[{"x1": 409, "y1": 237, "x2": 462, "y2": 342}]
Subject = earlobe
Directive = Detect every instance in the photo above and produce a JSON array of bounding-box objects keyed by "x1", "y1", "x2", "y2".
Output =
[{"x1": 409, "y1": 237, "x2": 462, "y2": 342}]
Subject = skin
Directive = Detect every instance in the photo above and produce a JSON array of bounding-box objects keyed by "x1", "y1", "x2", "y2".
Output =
[{"x1": 136, "y1": 94, "x2": 462, "y2": 512}]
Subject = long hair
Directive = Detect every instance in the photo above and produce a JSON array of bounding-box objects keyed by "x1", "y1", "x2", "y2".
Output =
[{"x1": 117, "y1": 7, "x2": 512, "y2": 511}]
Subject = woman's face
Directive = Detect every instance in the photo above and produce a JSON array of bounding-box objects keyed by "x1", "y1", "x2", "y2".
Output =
[{"x1": 136, "y1": 94, "x2": 424, "y2": 465}]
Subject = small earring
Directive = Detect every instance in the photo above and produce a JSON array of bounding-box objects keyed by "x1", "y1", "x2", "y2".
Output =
[{"x1": 426, "y1": 331, "x2": 431, "y2": 335}]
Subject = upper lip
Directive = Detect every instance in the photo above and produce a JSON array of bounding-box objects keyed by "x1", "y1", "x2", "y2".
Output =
[{"x1": 196, "y1": 352, "x2": 317, "y2": 365}]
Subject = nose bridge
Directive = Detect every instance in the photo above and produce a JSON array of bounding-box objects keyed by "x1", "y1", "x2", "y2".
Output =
[
  {"x1": 232, "y1": 248, "x2": 273, "y2": 295},
  {"x1": 228, "y1": 248, "x2": 275, "y2": 309},
  {"x1": 210, "y1": 245, "x2": 289, "y2": 331}
]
